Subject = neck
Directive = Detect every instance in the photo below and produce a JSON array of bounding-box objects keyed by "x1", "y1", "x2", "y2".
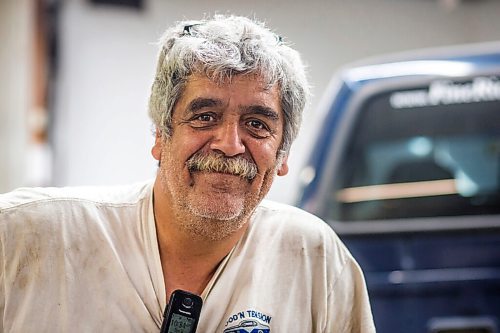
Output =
[{"x1": 152, "y1": 180, "x2": 250, "y2": 299}]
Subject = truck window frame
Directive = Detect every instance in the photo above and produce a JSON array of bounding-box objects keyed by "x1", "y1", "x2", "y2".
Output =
[{"x1": 315, "y1": 71, "x2": 500, "y2": 235}]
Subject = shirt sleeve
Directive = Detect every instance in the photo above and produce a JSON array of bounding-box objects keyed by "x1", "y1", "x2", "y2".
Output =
[{"x1": 326, "y1": 257, "x2": 376, "y2": 333}]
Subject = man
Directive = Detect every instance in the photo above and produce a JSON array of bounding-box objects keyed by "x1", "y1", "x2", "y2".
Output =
[{"x1": 0, "y1": 15, "x2": 375, "y2": 332}]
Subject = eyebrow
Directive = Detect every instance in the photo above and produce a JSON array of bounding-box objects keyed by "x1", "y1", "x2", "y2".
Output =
[
  {"x1": 185, "y1": 97, "x2": 280, "y2": 120},
  {"x1": 186, "y1": 97, "x2": 224, "y2": 113},
  {"x1": 241, "y1": 105, "x2": 280, "y2": 120}
]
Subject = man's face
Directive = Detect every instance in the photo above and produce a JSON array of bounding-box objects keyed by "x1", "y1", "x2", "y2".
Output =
[{"x1": 152, "y1": 74, "x2": 288, "y2": 240}]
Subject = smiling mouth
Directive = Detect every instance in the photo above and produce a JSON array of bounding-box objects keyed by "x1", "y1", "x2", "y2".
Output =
[
  {"x1": 192, "y1": 171, "x2": 248, "y2": 191},
  {"x1": 193, "y1": 169, "x2": 244, "y2": 176},
  {"x1": 191, "y1": 170, "x2": 249, "y2": 181}
]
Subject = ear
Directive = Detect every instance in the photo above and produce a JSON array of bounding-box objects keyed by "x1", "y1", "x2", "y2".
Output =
[
  {"x1": 151, "y1": 129, "x2": 163, "y2": 161},
  {"x1": 277, "y1": 155, "x2": 289, "y2": 176}
]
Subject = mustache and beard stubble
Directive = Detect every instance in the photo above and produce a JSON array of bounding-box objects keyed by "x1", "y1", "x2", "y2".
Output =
[
  {"x1": 158, "y1": 145, "x2": 283, "y2": 241},
  {"x1": 159, "y1": 150, "x2": 257, "y2": 241}
]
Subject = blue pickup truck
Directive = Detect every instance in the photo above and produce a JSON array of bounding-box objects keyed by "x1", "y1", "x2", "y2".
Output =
[{"x1": 298, "y1": 42, "x2": 500, "y2": 332}]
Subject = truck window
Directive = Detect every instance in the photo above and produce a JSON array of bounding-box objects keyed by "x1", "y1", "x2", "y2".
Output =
[{"x1": 331, "y1": 77, "x2": 500, "y2": 221}]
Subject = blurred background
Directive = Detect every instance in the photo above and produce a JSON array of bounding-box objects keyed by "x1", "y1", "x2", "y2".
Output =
[{"x1": 2, "y1": 0, "x2": 500, "y2": 203}]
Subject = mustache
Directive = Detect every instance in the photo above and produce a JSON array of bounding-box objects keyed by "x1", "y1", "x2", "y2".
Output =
[{"x1": 186, "y1": 151, "x2": 258, "y2": 181}]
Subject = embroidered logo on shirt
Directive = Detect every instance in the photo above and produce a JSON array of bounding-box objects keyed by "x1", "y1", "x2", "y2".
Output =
[{"x1": 223, "y1": 309, "x2": 272, "y2": 333}]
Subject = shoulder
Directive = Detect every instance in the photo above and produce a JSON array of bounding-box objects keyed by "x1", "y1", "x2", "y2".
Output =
[
  {"x1": 0, "y1": 181, "x2": 152, "y2": 212},
  {"x1": 255, "y1": 200, "x2": 328, "y2": 227},
  {"x1": 0, "y1": 181, "x2": 153, "y2": 236},
  {"x1": 253, "y1": 200, "x2": 335, "y2": 239},
  {"x1": 251, "y1": 200, "x2": 350, "y2": 262},
  {"x1": 245, "y1": 200, "x2": 362, "y2": 295}
]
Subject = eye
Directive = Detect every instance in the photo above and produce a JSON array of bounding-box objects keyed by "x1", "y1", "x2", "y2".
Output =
[
  {"x1": 248, "y1": 119, "x2": 265, "y2": 130},
  {"x1": 245, "y1": 119, "x2": 272, "y2": 138},
  {"x1": 195, "y1": 114, "x2": 215, "y2": 122},
  {"x1": 187, "y1": 113, "x2": 218, "y2": 128}
]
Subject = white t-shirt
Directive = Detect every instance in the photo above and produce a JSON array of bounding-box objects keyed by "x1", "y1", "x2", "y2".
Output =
[{"x1": 0, "y1": 182, "x2": 375, "y2": 332}]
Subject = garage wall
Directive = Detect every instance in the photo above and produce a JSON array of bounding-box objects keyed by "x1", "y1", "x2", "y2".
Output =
[
  {"x1": 0, "y1": 0, "x2": 32, "y2": 193},
  {"x1": 4, "y1": 0, "x2": 500, "y2": 202}
]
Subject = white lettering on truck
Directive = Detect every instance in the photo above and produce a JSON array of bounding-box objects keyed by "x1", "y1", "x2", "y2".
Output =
[{"x1": 390, "y1": 77, "x2": 500, "y2": 109}]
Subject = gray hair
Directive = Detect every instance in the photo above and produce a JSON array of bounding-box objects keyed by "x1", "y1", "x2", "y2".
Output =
[{"x1": 148, "y1": 15, "x2": 310, "y2": 152}]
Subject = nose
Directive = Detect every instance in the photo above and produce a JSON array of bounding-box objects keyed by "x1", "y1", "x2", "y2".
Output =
[{"x1": 209, "y1": 121, "x2": 246, "y2": 157}]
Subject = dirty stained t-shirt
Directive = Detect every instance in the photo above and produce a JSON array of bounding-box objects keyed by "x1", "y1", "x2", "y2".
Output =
[{"x1": 0, "y1": 182, "x2": 375, "y2": 332}]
